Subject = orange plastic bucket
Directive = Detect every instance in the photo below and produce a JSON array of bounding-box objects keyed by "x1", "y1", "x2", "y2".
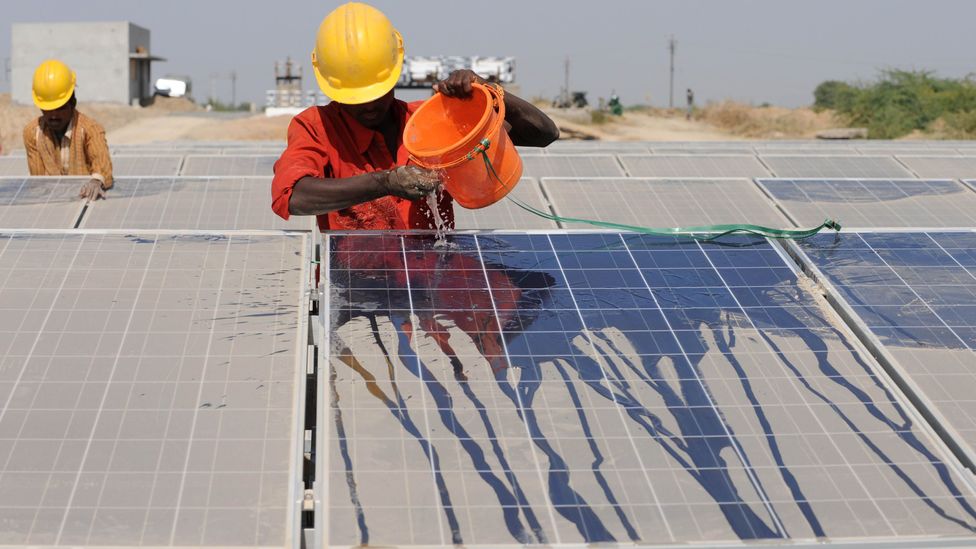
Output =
[{"x1": 404, "y1": 83, "x2": 522, "y2": 209}]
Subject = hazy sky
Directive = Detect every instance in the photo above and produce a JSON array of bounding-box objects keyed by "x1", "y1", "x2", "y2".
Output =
[{"x1": 2, "y1": 0, "x2": 975, "y2": 108}]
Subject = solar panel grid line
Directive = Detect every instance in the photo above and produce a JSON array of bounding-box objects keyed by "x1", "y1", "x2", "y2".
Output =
[
  {"x1": 692, "y1": 237, "x2": 900, "y2": 534},
  {"x1": 613, "y1": 234, "x2": 790, "y2": 538},
  {"x1": 397, "y1": 235, "x2": 450, "y2": 546},
  {"x1": 471, "y1": 235, "x2": 569, "y2": 544},
  {"x1": 782, "y1": 234, "x2": 976, "y2": 477}
]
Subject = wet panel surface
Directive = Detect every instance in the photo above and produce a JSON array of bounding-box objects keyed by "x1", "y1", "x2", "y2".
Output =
[
  {"x1": 321, "y1": 231, "x2": 976, "y2": 548},
  {"x1": 800, "y1": 231, "x2": 976, "y2": 461},
  {"x1": 0, "y1": 232, "x2": 306, "y2": 547},
  {"x1": 758, "y1": 179, "x2": 976, "y2": 228}
]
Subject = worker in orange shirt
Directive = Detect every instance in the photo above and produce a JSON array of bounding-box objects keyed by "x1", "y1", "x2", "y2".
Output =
[
  {"x1": 23, "y1": 59, "x2": 113, "y2": 200},
  {"x1": 271, "y1": 2, "x2": 558, "y2": 231}
]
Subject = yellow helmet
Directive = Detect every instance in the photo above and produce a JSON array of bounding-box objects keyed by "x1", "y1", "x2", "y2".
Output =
[
  {"x1": 311, "y1": 2, "x2": 404, "y2": 104},
  {"x1": 32, "y1": 59, "x2": 76, "y2": 111}
]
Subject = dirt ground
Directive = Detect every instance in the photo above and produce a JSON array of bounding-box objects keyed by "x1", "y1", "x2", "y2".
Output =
[{"x1": 0, "y1": 92, "x2": 843, "y2": 152}]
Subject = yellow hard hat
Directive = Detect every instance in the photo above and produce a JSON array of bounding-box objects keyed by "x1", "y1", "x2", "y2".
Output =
[
  {"x1": 32, "y1": 59, "x2": 76, "y2": 111},
  {"x1": 311, "y1": 2, "x2": 404, "y2": 104}
]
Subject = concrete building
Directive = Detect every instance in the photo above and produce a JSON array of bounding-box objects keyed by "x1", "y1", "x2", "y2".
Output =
[{"x1": 11, "y1": 21, "x2": 165, "y2": 106}]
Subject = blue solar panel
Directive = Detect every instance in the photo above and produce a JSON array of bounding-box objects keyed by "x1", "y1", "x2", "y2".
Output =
[
  {"x1": 758, "y1": 179, "x2": 976, "y2": 227},
  {"x1": 320, "y1": 231, "x2": 976, "y2": 547},
  {"x1": 799, "y1": 230, "x2": 976, "y2": 466}
]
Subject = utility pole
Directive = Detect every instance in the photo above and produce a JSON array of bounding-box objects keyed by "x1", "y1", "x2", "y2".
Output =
[
  {"x1": 563, "y1": 56, "x2": 570, "y2": 107},
  {"x1": 209, "y1": 73, "x2": 217, "y2": 106},
  {"x1": 230, "y1": 70, "x2": 237, "y2": 108},
  {"x1": 668, "y1": 35, "x2": 676, "y2": 109}
]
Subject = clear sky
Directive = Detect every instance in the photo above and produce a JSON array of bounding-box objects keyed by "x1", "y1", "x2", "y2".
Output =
[{"x1": 2, "y1": 0, "x2": 975, "y2": 108}]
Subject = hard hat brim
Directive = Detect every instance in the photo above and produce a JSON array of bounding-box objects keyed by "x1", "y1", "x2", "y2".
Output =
[
  {"x1": 32, "y1": 75, "x2": 75, "y2": 111},
  {"x1": 312, "y1": 49, "x2": 404, "y2": 105}
]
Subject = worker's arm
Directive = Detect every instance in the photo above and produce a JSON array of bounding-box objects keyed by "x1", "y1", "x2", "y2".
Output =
[
  {"x1": 287, "y1": 166, "x2": 441, "y2": 216},
  {"x1": 22, "y1": 123, "x2": 43, "y2": 175},
  {"x1": 80, "y1": 118, "x2": 113, "y2": 200},
  {"x1": 434, "y1": 70, "x2": 559, "y2": 148}
]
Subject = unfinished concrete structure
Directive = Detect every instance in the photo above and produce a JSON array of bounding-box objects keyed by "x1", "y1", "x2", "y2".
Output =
[{"x1": 11, "y1": 21, "x2": 164, "y2": 106}]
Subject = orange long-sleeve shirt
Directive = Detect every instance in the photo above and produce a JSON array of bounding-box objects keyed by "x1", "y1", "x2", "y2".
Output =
[
  {"x1": 23, "y1": 111, "x2": 114, "y2": 189},
  {"x1": 271, "y1": 99, "x2": 453, "y2": 231}
]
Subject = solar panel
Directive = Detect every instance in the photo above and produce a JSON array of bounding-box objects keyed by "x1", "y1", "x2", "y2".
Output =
[
  {"x1": 0, "y1": 177, "x2": 87, "y2": 229},
  {"x1": 752, "y1": 147, "x2": 861, "y2": 156},
  {"x1": 760, "y1": 155, "x2": 914, "y2": 178},
  {"x1": 0, "y1": 231, "x2": 308, "y2": 547},
  {"x1": 858, "y1": 148, "x2": 961, "y2": 156},
  {"x1": 542, "y1": 177, "x2": 790, "y2": 228},
  {"x1": 650, "y1": 147, "x2": 758, "y2": 155},
  {"x1": 897, "y1": 156, "x2": 976, "y2": 179},
  {"x1": 111, "y1": 155, "x2": 185, "y2": 177},
  {"x1": 618, "y1": 155, "x2": 772, "y2": 178},
  {"x1": 452, "y1": 178, "x2": 557, "y2": 230},
  {"x1": 319, "y1": 230, "x2": 976, "y2": 547},
  {"x1": 180, "y1": 155, "x2": 277, "y2": 177},
  {"x1": 796, "y1": 230, "x2": 976, "y2": 470},
  {"x1": 520, "y1": 154, "x2": 625, "y2": 177},
  {"x1": 79, "y1": 177, "x2": 314, "y2": 231},
  {"x1": 757, "y1": 178, "x2": 976, "y2": 228},
  {"x1": 0, "y1": 157, "x2": 27, "y2": 176}
]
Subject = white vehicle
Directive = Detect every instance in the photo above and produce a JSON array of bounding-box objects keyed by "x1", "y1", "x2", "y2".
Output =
[
  {"x1": 471, "y1": 57, "x2": 515, "y2": 84},
  {"x1": 406, "y1": 57, "x2": 444, "y2": 85},
  {"x1": 153, "y1": 75, "x2": 192, "y2": 98}
]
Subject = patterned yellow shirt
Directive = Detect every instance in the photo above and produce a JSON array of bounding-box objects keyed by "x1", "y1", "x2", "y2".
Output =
[{"x1": 22, "y1": 111, "x2": 114, "y2": 189}]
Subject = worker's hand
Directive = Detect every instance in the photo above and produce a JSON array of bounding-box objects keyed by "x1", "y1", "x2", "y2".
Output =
[
  {"x1": 79, "y1": 179, "x2": 106, "y2": 201},
  {"x1": 433, "y1": 70, "x2": 487, "y2": 98},
  {"x1": 383, "y1": 166, "x2": 441, "y2": 200}
]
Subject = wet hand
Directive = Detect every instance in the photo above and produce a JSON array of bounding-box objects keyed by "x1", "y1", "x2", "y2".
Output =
[
  {"x1": 79, "y1": 179, "x2": 106, "y2": 201},
  {"x1": 384, "y1": 166, "x2": 441, "y2": 200},
  {"x1": 433, "y1": 69, "x2": 486, "y2": 98}
]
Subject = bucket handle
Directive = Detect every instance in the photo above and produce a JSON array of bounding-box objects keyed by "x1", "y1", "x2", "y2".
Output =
[{"x1": 409, "y1": 83, "x2": 506, "y2": 171}]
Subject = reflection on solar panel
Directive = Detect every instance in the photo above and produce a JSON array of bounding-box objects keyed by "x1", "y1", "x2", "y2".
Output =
[
  {"x1": 0, "y1": 177, "x2": 87, "y2": 228},
  {"x1": 542, "y1": 177, "x2": 789, "y2": 228},
  {"x1": 618, "y1": 155, "x2": 771, "y2": 177},
  {"x1": 180, "y1": 156, "x2": 277, "y2": 177},
  {"x1": 0, "y1": 157, "x2": 27, "y2": 176},
  {"x1": 321, "y1": 231, "x2": 976, "y2": 547},
  {"x1": 761, "y1": 156, "x2": 914, "y2": 178},
  {"x1": 80, "y1": 177, "x2": 313, "y2": 231},
  {"x1": 897, "y1": 156, "x2": 976, "y2": 179},
  {"x1": 757, "y1": 178, "x2": 976, "y2": 227},
  {"x1": 520, "y1": 154, "x2": 625, "y2": 177},
  {"x1": 798, "y1": 231, "x2": 976, "y2": 469},
  {"x1": 0, "y1": 231, "x2": 306, "y2": 547},
  {"x1": 111, "y1": 156, "x2": 185, "y2": 177},
  {"x1": 452, "y1": 178, "x2": 556, "y2": 230}
]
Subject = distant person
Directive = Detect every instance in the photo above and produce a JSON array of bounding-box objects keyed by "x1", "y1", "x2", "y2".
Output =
[
  {"x1": 608, "y1": 91, "x2": 623, "y2": 116},
  {"x1": 24, "y1": 59, "x2": 113, "y2": 200},
  {"x1": 271, "y1": 1, "x2": 558, "y2": 231},
  {"x1": 686, "y1": 88, "x2": 695, "y2": 120}
]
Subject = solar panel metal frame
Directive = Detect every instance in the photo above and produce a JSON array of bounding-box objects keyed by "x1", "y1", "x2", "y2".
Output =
[
  {"x1": 783, "y1": 228, "x2": 976, "y2": 476},
  {"x1": 617, "y1": 154, "x2": 773, "y2": 178},
  {"x1": 755, "y1": 177, "x2": 976, "y2": 228},
  {"x1": 759, "y1": 155, "x2": 915, "y2": 179},
  {"x1": 540, "y1": 176, "x2": 791, "y2": 228},
  {"x1": 316, "y1": 228, "x2": 976, "y2": 548},
  {"x1": 0, "y1": 228, "x2": 311, "y2": 548}
]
